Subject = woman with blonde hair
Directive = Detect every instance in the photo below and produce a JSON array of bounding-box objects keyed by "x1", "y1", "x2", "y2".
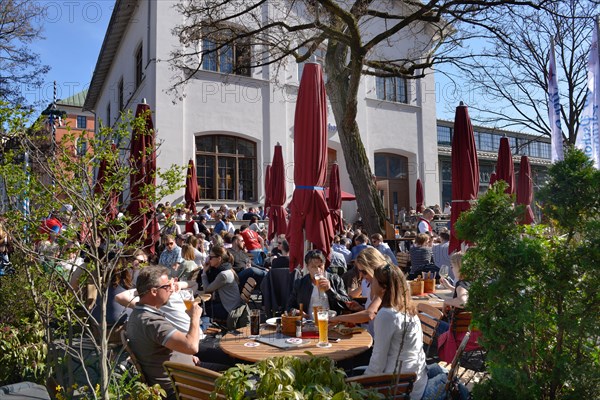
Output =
[
  {"x1": 176, "y1": 243, "x2": 198, "y2": 280},
  {"x1": 330, "y1": 247, "x2": 387, "y2": 336}
]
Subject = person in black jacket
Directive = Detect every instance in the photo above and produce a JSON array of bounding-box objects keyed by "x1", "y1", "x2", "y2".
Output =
[{"x1": 286, "y1": 250, "x2": 350, "y2": 316}]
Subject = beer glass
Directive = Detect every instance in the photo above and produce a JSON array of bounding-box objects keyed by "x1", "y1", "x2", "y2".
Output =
[
  {"x1": 180, "y1": 289, "x2": 195, "y2": 310},
  {"x1": 316, "y1": 310, "x2": 331, "y2": 348}
]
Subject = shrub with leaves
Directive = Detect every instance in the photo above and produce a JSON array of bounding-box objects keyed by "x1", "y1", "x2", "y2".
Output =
[
  {"x1": 455, "y1": 149, "x2": 600, "y2": 399},
  {"x1": 213, "y1": 355, "x2": 382, "y2": 399},
  {"x1": 0, "y1": 318, "x2": 47, "y2": 384}
]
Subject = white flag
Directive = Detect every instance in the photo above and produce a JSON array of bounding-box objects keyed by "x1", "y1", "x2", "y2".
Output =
[
  {"x1": 576, "y1": 24, "x2": 600, "y2": 169},
  {"x1": 547, "y1": 40, "x2": 564, "y2": 162}
]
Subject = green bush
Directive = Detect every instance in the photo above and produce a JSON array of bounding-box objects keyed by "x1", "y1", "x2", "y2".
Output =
[
  {"x1": 456, "y1": 149, "x2": 600, "y2": 399},
  {"x1": 213, "y1": 355, "x2": 382, "y2": 399},
  {"x1": 0, "y1": 318, "x2": 47, "y2": 384}
]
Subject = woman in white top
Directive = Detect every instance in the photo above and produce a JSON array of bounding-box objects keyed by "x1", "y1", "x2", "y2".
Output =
[{"x1": 365, "y1": 264, "x2": 427, "y2": 399}]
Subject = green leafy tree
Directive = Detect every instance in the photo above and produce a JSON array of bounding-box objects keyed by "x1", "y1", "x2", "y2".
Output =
[
  {"x1": 455, "y1": 149, "x2": 600, "y2": 399},
  {"x1": 0, "y1": 100, "x2": 183, "y2": 399}
]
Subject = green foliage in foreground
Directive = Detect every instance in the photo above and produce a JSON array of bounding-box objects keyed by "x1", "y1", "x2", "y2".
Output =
[
  {"x1": 455, "y1": 149, "x2": 600, "y2": 399},
  {"x1": 213, "y1": 355, "x2": 382, "y2": 400}
]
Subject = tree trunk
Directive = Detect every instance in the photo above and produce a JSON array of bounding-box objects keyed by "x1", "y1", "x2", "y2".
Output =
[{"x1": 325, "y1": 39, "x2": 386, "y2": 235}]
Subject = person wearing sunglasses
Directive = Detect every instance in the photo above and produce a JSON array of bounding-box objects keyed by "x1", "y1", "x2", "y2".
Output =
[
  {"x1": 200, "y1": 245, "x2": 242, "y2": 321},
  {"x1": 126, "y1": 266, "x2": 202, "y2": 399},
  {"x1": 159, "y1": 234, "x2": 183, "y2": 273},
  {"x1": 286, "y1": 249, "x2": 350, "y2": 317}
]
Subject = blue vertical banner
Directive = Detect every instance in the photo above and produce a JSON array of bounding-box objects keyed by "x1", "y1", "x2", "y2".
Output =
[
  {"x1": 576, "y1": 22, "x2": 600, "y2": 169},
  {"x1": 546, "y1": 39, "x2": 564, "y2": 162}
]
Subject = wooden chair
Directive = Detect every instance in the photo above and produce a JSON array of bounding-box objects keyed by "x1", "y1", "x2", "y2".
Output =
[
  {"x1": 241, "y1": 276, "x2": 257, "y2": 309},
  {"x1": 444, "y1": 331, "x2": 471, "y2": 398},
  {"x1": 346, "y1": 373, "x2": 417, "y2": 400},
  {"x1": 449, "y1": 310, "x2": 486, "y2": 372},
  {"x1": 120, "y1": 329, "x2": 146, "y2": 383},
  {"x1": 451, "y1": 310, "x2": 473, "y2": 334},
  {"x1": 188, "y1": 267, "x2": 202, "y2": 283},
  {"x1": 163, "y1": 361, "x2": 225, "y2": 400},
  {"x1": 417, "y1": 303, "x2": 444, "y2": 358}
]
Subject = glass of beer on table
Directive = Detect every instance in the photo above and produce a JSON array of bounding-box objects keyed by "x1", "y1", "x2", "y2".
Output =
[{"x1": 316, "y1": 310, "x2": 331, "y2": 348}]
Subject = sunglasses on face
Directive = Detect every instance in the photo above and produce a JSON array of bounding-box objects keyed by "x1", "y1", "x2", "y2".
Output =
[{"x1": 155, "y1": 281, "x2": 173, "y2": 291}]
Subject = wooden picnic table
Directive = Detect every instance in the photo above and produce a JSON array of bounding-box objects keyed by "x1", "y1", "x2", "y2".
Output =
[
  {"x1": 220, "y1": 325, "x2": 373, "y2": 363},
  {"x1": 410, "y1": 288, "x2": 453, "y2": 310}
]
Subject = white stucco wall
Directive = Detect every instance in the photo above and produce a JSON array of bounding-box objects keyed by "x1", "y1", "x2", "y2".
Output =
[{"x1": 91, "y1": 0, "x2": 440, "y2": 216}]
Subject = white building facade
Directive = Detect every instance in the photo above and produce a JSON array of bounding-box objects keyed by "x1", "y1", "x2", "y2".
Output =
[{"x1": 84, "y1": 0, "x2": 440, "y2": 223}]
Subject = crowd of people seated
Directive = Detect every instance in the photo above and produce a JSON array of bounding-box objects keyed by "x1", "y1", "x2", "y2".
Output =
[{"x1": 28, "y1": 199, "x2": 468, "y2": 400}]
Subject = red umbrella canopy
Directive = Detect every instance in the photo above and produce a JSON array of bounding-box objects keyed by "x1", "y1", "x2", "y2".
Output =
[
  {"x1": 416, "y1": 178, "x2": 424, "y2": 213},
  {"x1": 495, "y1": 137, "x2": 515, "y2": 195},
  {"x1": 267, "y1": 144, "x2": 288, "y2": 240},
  {"x1": 449, "y1": 102, "x2": 480, "y2": 254},
  {"x1": 324, "y1": 188, "x2": 355, "y2": 201},
  {"x1": 327, "y1": 163, "x2": 344, "y2": 234},
  {"x1": 516, "y1": 155, "x2": 535, "y2": 225},
  {"x1": 264, "y1": 165, "x2": 272, "y2": 213},
  {"x1": 287, "y1": 63, "x2": 334, "y2": 270},
  {"x1": 185, "y1": 159, "x2": 200, "y2": 214},
  {"x1": 127, "y1": 103, "x2": 159, "y2": 254},
  {"x1": 94, "y1": 143, "x2": 120, "y2": 220}
]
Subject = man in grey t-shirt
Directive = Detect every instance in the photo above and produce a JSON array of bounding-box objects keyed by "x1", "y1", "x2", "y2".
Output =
[{"x1": 126, "y1": 266, "x2": 202, "y2": 400}]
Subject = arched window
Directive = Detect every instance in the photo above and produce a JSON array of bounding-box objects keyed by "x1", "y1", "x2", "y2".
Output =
[{"x1": 195, "y1": 135, "x2": 256, "y2": 201}]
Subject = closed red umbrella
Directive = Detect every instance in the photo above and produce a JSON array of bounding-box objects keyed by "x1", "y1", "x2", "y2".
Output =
[
  {"x1": 127, "y1": 102, "x2": 159, "y2": 255},
  {"x1": 416, "y1": 178, "x2": 424, "y2": 213},
  {"x1": 327, "y1": 163, "x2": 344, "y2": 234},
  {"x1": 495, "y1": 136, "x2": 515, "y2": 195},
  {"x1": 516, "y1": 155, "x2": 535, "y2": 225},
  {"x1": 185, "y1": 159, "x2": 199, "y2": 214},
  {"x1": 267, "y1": 144, "x2": 288, "y2": 240},
  {"x1": 287, "y1": 63, "x2": 334, "y2": 270},
  {"x1": 264, "y1": 165, "x2": 272, "y2": 214},
  {"x1": 449, "y1": 102, "x2": 480, "y2": 254},
  {"x1": 94, "y1": 143, "x2": 119, "y2": 220}
]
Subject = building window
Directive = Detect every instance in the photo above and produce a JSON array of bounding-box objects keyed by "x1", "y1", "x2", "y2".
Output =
[
  {"x1": 135, "y1": 44, "x2": 143, "y2": 88},
  {"x1": 437, "y1": 125, "x2": 452, "y2": 145},
  {"x1": 376, "y1": 76, "x2": 408, "y2": 103},
  {"x1": 106, "y1": 103, "x2": 111, "y2": 127},
  {"x1": 539, "y1": 142, "x2": 551, "y2": 159},
  {"x1": 76, "y1": 116, "x2": 87, "y2": 129},
  {"x1": 478, "y1": 132, "x2": 494, "y2": 151},
  {"x1": 195, "y1": 135, "x2": 256, "y2": 201},
  {"x1": 76, "y1": 138, "x2": 87, "y2": 157},
  {"x1": 298, "y1": 46, "x2": 326, "y2": 82},
  {"x1": 374, "y1": 153, "x2": 408, "y2": 179},
  {"x1": 440, "y1": 160, "x2": 452, "y2": 207},
  {"x1": 118, "y1": 79, "x2": 124, "y2": 112},
  {"x1": 201, "y1": 32, "x2": 251, "y2": 76}
]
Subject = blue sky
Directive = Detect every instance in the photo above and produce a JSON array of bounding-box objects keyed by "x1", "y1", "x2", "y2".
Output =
[{"x1": 26, "y1": 1, "x2": 113, "y2": 111}]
